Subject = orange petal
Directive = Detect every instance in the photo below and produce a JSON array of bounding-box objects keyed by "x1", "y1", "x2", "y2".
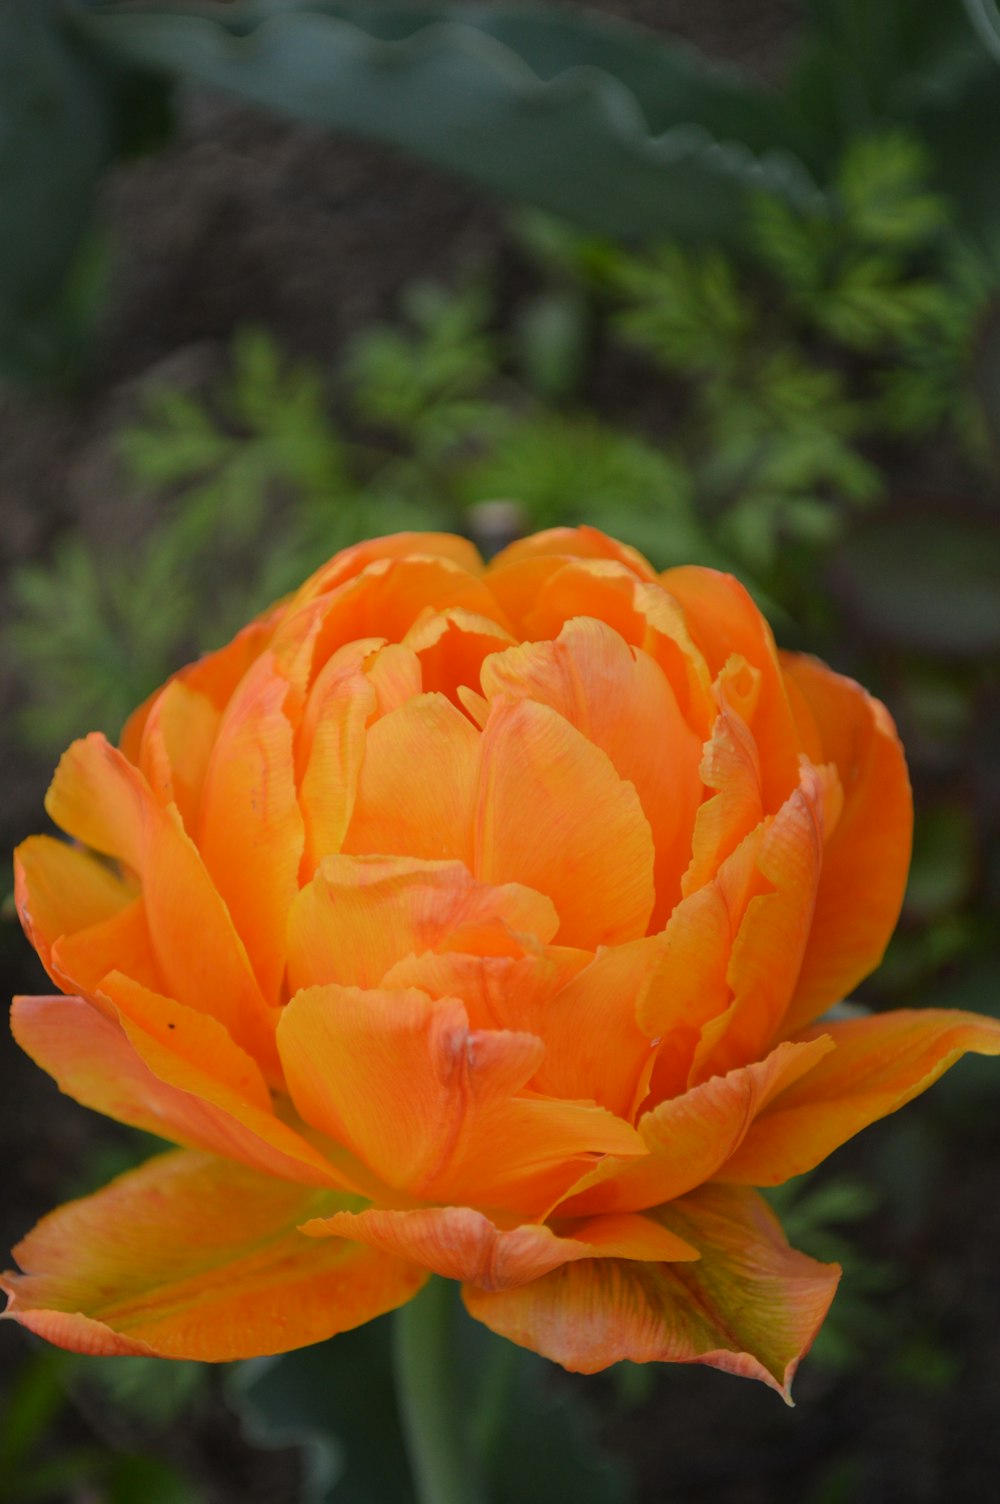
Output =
[
  {"x1": 682, "y1": 697, "x2": 763, "y2": 898},
  {"x1": 404, "y1": 608, "x2": 515, "y2": 704},
  {"x1": 380, "y1": 947, "x2": 587, "y2": 1033},
  {"x1": 14, "y1": 836, "x2": 133, "y2": 975},
  {"x1": 305, "y1": 1205, "x2": 696, "y2": 1290},
  {"x1": 135, "y1": 679, "x2": 221, "y2": 833},
  {"x1": 691, "y1": 764, "x2": 832, "y2": 1082},
  {"x1": 306, "y1": 556, "x2": 510, "y2": 679},
  {"x1": 474, "y1": 697, "x2": 655, "y2": 949},
  {"x1": 11, "y1": 995, "x2": 351, "y2": 1189},
  {"x1": 558, "y1": 1037, "x2": 834, "y2": 1218},
  {"x1": 488, "y1": 524, "x2": 660, "y2": 582},
  {"x1": 722, "y1": 1009, "x2": 1000, "y2": 1185},
  {"x1": 278, "y1": 983, "x2": 641, "y2": 1211},
  {"x1": 343, "y1": 693, "x2": 480, "y2": 864},
  {"x1": 51, "y1": 898, "x2": 162, "y2": 999},
  {"x1": 2, "y1": 1150, "x2": 423, "y2": 1360},
  {"x1": 45, "y1": 734, "x2": 277, "y2": 1072},
  {"x1": 500, "y1": 558, "x2": 713, "y2": 733},
  {"x1": 198, "y1": 654, "x2": 304, "y2": 1003},
  {"x1": 480, "y1": 618, "x2": 702, "y2": 925},
  {"x1": 287, "y1": 855, "x2": 558, "y2": 994},
  {"x1": 521, "y1": 941, "x2": 662, "y2": 1118},
  {"x1": 663, "y1": 567, "x2": 804, "y2": 809},
  {"x1": 463, "y1": 1184, "x2": 839, "y2": 1395},
  {"x1": 293, "y1": 532, "x2": 484, "y2": 608},
  {"x1": 780, "y1": 654, "x2": 912, "y2": 1031}
]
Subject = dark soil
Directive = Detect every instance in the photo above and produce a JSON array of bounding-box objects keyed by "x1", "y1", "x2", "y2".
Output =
[{"x1": 3, "y1": 3, "x2": 999, "y2": 1500}]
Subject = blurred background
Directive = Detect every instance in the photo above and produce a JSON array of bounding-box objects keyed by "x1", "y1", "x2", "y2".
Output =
[{"x1": 2, "y1": 2, "x2": 1000, "y2": 1500}]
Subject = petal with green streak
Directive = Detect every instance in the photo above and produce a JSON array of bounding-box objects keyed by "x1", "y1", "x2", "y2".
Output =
[
  {"x1": 464, "y1": 1184, "x2": 839, "y2": 1398},
  {"x1": 2, "y1": 1150, "x2": 424, "y2": 1360}
]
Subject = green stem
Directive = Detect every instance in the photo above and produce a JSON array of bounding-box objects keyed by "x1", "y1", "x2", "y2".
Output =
[{"x1": 393, "y1": 1278, "x2": 486, "y2": 1504}]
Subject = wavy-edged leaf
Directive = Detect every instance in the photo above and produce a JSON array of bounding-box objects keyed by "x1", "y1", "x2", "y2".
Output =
[{"x1": 71, "y1": 0, "x2": 822, "y2": 240}]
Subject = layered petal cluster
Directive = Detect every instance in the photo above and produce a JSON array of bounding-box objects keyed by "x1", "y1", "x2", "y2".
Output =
[{"x1": 6, "y1": 528, "x2": 999, "y2": 1396}]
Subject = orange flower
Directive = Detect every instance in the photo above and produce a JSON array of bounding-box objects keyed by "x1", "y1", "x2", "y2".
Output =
[{"x1": 5, "y1": 527, "x2": 998, "y2": 1397}]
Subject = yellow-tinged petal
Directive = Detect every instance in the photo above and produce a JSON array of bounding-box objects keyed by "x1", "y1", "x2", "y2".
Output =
[
  {"x1": 480, "y1": 618, "x2": 702, "y2": 925},
  {"x1": 293, "y1": 531, "x2": 484, "y2": 608},
  {"x1": 557, "y1": 1037, "x2": 834, "y2": 1218},
  {"x1": 45, "y1": 734, "x2": 278, "y2": 1072},
  {"x1": 14, "y1": 836, "x2": 132, "y2": 970},
  {"x1": 474, "y1": 697, "x2": 655, "y2": 949},
  {"x1": 278, "y1": 983, "x2": 641, "y2": 1211},
  {"x1": 11, "y1": 995, "x2": 353, "y2": 1190},
  {"x1": 722, "y1": 1009, "x2": 1000, "y2": 1185},
  {"x1": 463, "y1": 1184, "x2": 839, "y2": 1395},
  {"x1": 304, "y1": 1205, "x2": 696, "y2": 1290},
  {"x1": 287, "y1": 855, "x2": 558, "y2": 994},
  {"x1": 1, "y1": 1150, "x2": 424, "y2": 1360},
  {"x1": 343, "y1": 693, "x2": 480, "y2": 863},
  {"x1": 51, "y1": 899, "x2": 162, "y2": 1001},
  {"x1": 780, "y1": 653, "x2": 912, "y2": 1032}
]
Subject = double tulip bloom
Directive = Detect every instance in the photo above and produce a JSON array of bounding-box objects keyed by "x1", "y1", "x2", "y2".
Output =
[{"x1": 6, "y1": 528, "x2": 998, "y2": 1397}]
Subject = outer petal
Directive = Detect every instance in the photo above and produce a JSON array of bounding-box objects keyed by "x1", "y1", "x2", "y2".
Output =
[
  {"x1": 780, "y1": 654, "x2": 913, "y2": 1031},
  {"x1": 1, "y1": 1150, "x2": 424, "y2": 1360},
  {"x1": 11, "y1": 995, "x2": 353, "y2": 1190},
  {"x1": 44, "y1": 734, "x2": 277, "y2": 1072},
  {"x1": 474, "y1": 697, "x2": 655, "y2": 949},
  {"x1": 277, "y1": 983, "x2": 641, "y2": 1211},
  {"x1": 556, "y1": 1037, "x2": 834, "y2": 1218},
  {"x1": 722, "y1": 1009, "x2": 1000, "y2": 1185},
  {"x1": 304, "y1": 1205, "x2": 696, "y2": 1290},
  {"x1": 464, "y1": 1184, "x2": 839, "y2": 1395},
  {"x1": 287, "y1": 855, "x2": 558, "y2": 994},
  {"x1": 487, "y1": 525, "x2": 660, "y2": 582},
  {"x1": 480, "y1": 618, "x2": 702, "y2": 925}
]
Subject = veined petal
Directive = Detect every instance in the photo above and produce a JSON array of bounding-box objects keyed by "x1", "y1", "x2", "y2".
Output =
[
  {"x1": 287, "y1": 855, "x2": 558, "y2": 994},
  {"x1": 404, "y1": 608, "x2": 515, "y2": 704},
  {"x1": 198, "y1": 654, "x2": 304, "y2": 1003},
  {"x1": 14, "y1": 836, "x2": 134, "y2": 978},
  {"x1": 557, "y1": 1037, "x2": 834, "y2": 1217},
  {"x1": 480, "y1": 618, "x2": 702, "y2": 925},
  {"x1": 343, "y1": 693, "x2": 480, "y2": 864},
  {"x1": 45, "y1": 734, "x2": 277, "y2": 1072},
  {"x1": 662, "y1": 567, "x2": 804, "y2": 809},
  {"x1": 464, "y1": 1184, "x2": 839, "y2": 1396},
  {"x1": 305, "y1": 556, "x2": 510, "y2": 680},
  {"x1": 780, "y1": 654, "x2": 912, "y2": 1032},
  {"x1": 691, "y1": 764, "x2": 832, "y2": 1082},
  {"x1": 136, "y1": 679, "x2": 221, "y2": 833},
  {"x1": 488, "y1": 525, "x2": 660, "y2": 582},
  {"x1": 11, "y1": 995, "x2": 352, "y2": 1190},
  {"x1": 475, "y1": 697, "x2": 655, "y2": 949},
  {"x1": 497, "y1": 558, "x2": 712, "y2": 733},
  {"x1": 1, "y1": 1150, "x2": 423, "y2": 1360},
  {"x1": 292, "y1": 532, "x2": 484, "y2": 609},
  {"x1": 278, "y1": 983, "x2": 641, "y2": 1212},
  {"x1": 682, "y1": 695, "x2": 764, "y2": 898},
  {"x1": 305, "y1": 1205, "x2": 696, "y2": 1291},
  {"x1": 722, "y1": 1009, "x2": 1000, "y2": 1185}
]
